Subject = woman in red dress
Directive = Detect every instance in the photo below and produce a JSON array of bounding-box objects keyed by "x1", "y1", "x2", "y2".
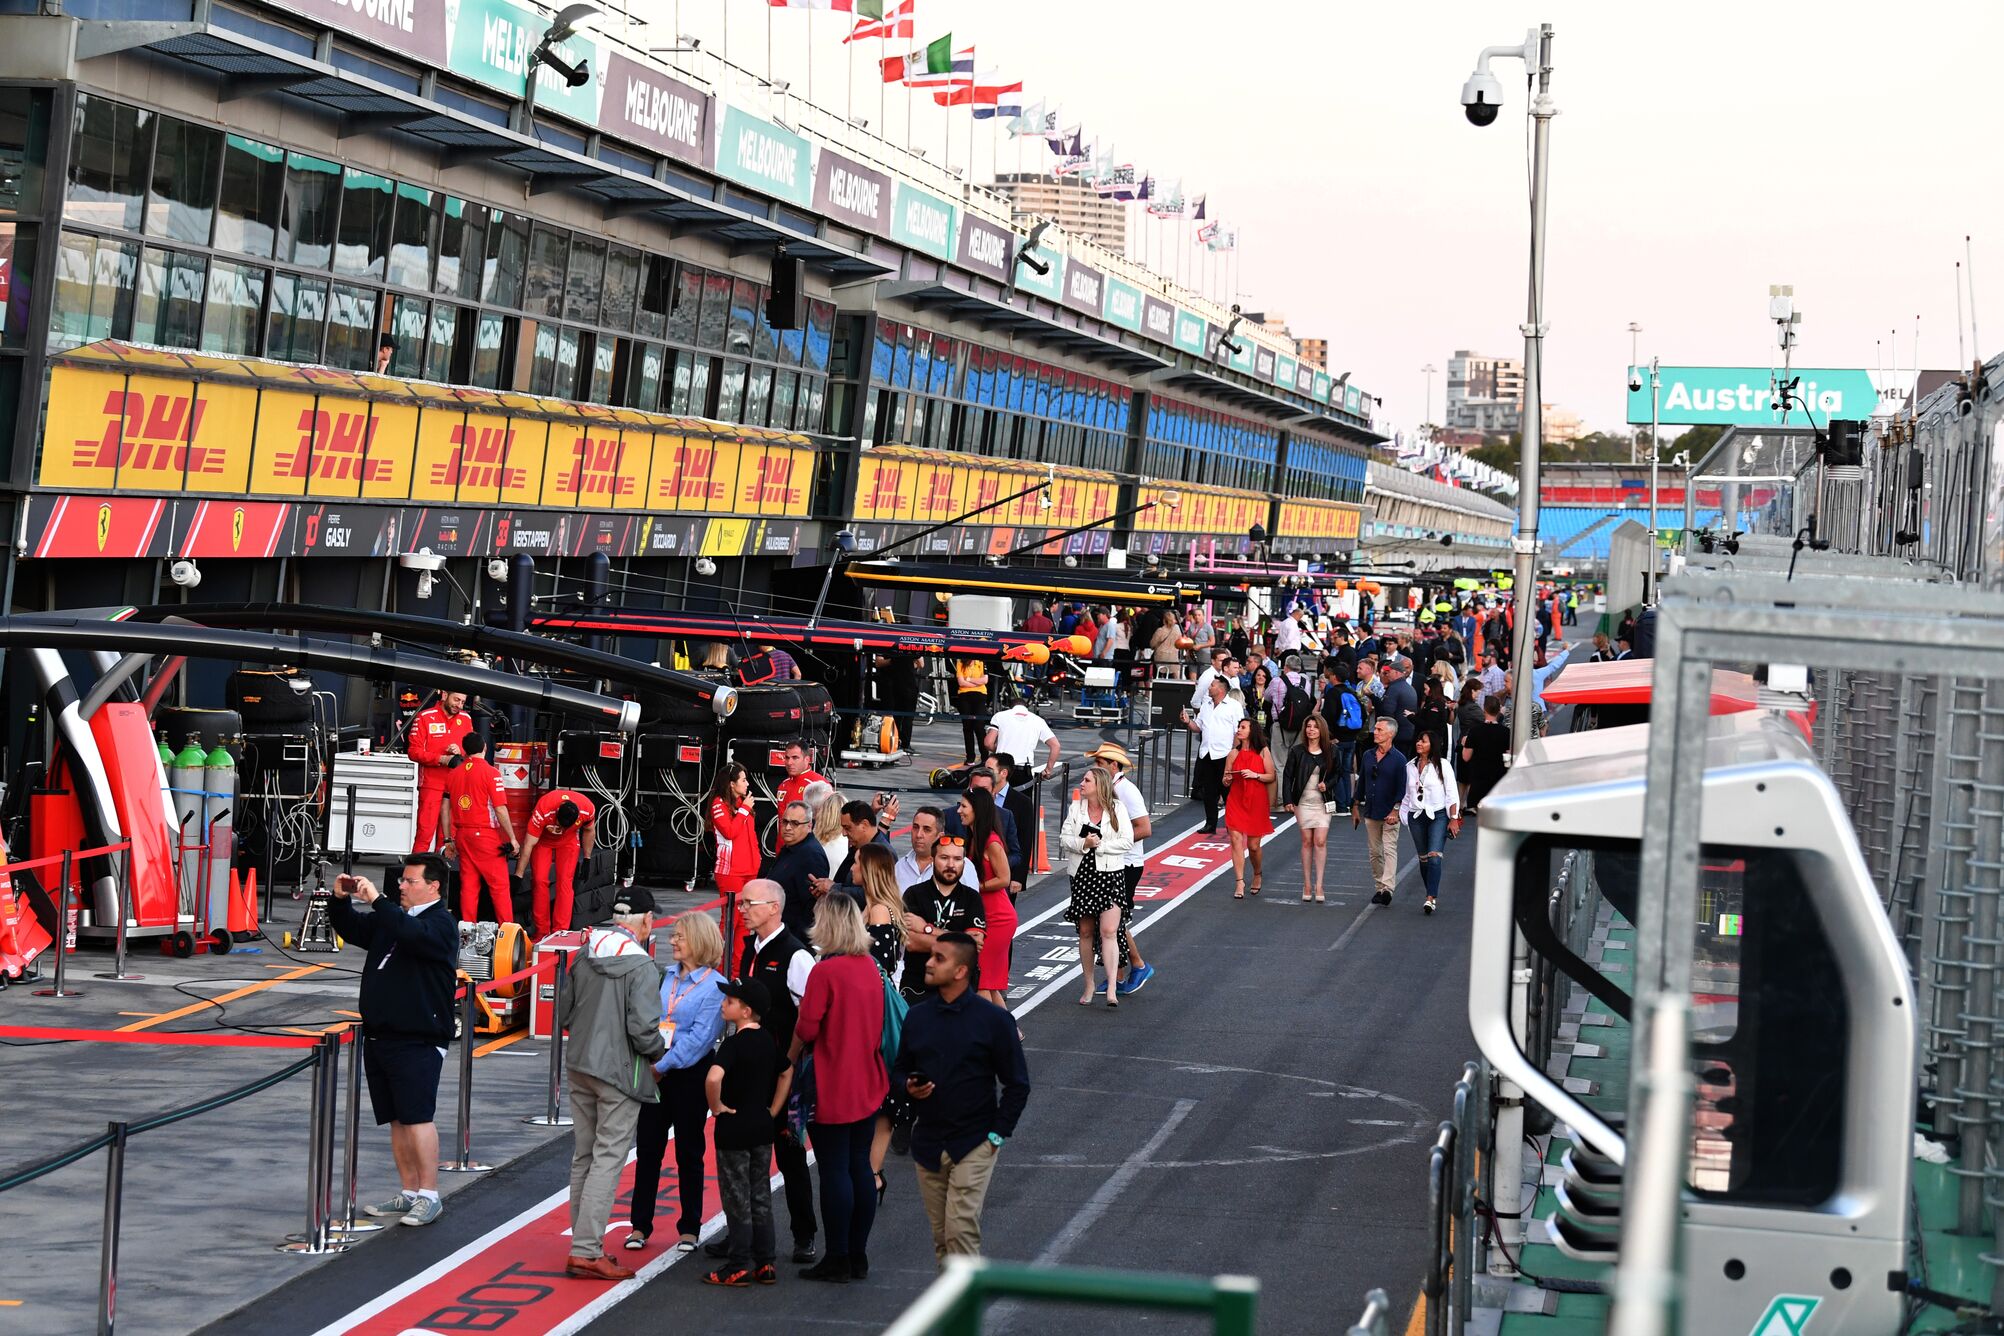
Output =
[
  {"x1": 1223, "y1": 716, "x2": 1277, "y2": 898},
  {"x1": 705, "y1": 763, "x2": 761, "y2": 954},
  {"x1": 957, "y1": 788, "x2": 1018, "y2": 1008}
]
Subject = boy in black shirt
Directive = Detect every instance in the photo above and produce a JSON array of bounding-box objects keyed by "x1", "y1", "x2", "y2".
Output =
[{"x1": 704, "y1": 978, "x2": 790, "y2": 1287}]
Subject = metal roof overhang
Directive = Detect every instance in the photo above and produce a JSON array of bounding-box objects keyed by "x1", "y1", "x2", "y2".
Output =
[
  {"x1": 1150, "y1": 365, "x2": 1385, "y2": 443},
  {"x1": 846, "y1": 560, "x2": 1200, "y2": 605},
  {"x1": 113, "y1": 26, "x2": 889, "y2": 279},
  {"x1": 878, "y1": 281, "x2": 1170, "y2": 375}
]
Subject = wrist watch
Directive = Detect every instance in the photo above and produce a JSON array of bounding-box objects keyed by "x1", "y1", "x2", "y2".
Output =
[{"x1": 987, "y1": 1132, "x2": 1006, "y2": 1148}]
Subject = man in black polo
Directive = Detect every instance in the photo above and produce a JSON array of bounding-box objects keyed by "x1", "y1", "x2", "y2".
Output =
[
  {"x1": 720, "y1": 876, "x2": 819, "y2": 1265},
  {"x1": 327, "y1": 852, "x2": 459, "y2": 1228},
  {"x1": 760, "y1": 800, "x2": 828, "y2": 938},
  {"x1": 900, "y1": 837, "x2": 986, "y2": 1002}
]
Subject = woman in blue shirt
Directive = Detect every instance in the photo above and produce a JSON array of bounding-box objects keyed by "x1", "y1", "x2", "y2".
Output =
[{"x1": 627, "y1": 910, "x2": 726, "y2": 1254}]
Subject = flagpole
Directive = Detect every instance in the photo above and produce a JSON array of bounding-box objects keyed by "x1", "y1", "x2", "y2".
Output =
[
  {"x1": 805, "y1": 13, "x2": 813, "y2": 108},
  {"x1": 765, "y1": 3, "x2": 772, "y2": 84},
  {"x1": 845, "y1": 25, "x2": 852, "y2": 123}
]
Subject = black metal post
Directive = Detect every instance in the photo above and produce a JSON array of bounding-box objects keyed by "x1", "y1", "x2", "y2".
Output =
[
  {"x1": 443, "y1": 986, "x2": 491, "y2": 1171},
  {"x1": 95, "y1": 1120, "x2": 126, "y2": 1336},
  {"x1": 34, "y1": 850, "x2": 79, "y2": 997},
  {"x1": 523, "y1": 957, "x2": 572, "y2": 1127}
]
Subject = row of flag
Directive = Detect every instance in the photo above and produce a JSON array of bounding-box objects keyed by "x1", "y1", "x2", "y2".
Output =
[{"x1": 767, "y1": 0, "x2": 1237, "y2": 249}]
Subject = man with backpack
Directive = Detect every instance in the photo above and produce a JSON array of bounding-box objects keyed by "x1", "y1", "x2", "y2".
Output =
[
  {"x1": 1272, "y1": 655, "x2": 1317, "y2": 757},
  {"x1": 1322, "y1": 663, "x2": 1367, "y2": 810}
]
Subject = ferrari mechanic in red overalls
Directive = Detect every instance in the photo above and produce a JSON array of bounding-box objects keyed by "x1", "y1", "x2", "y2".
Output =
[
  {"x1": 441, "y1": 732, "x2": 519, "y2": 922},
  {"x1": 514, "y1": 789, "x2": 597, "y2": 938},
  {"x1": 408, "y1": 691, "x2": 473, "y2": 853}
]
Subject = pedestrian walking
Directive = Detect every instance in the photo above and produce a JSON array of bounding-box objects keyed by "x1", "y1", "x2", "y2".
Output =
[
  {"x1": 627, "y1": 910, "x2": 724, "y2": 1255},
  {"x1": 791, "y1": 895, "x2": 889, "y2": 1283},
  {"x1": 1454, "y1": 681, "x2": 1486, "y2": 808},
  {"x1": 899, "y1": 835, "x2": 987, "y2": 1003},
  {"x1": 1083, "y1": 742, "x2": 1156, "y2": 996},
  {"x1": 1353, "y1": 718, "x2": 1409, "y2": 907},
  {"x1": 775, "y1": 739, "x2": 827, "y2": 821},
  {"x1": 761, "y1": 801, "x2": 830, "y2": 939},
  {"x1": 1283, "y1": 713, "x2": 1340, "y2": 903},
  {"x1": 896, "y1": 806, "x2": 979, "y2": 894},
  {"x1": 560, "y1": 888, "x2": 667, "y2": 1281},
  {"x1": 729, "y1": 878, "x2": 820, "y2": 1265},
  {"x1": 1379, "y1": 659, "x2": 1420, "y2": 753},
  {"x1": 1223, "y1": 716, "x2": 1277, "y2": 899},
  {"x1": 1183, "y1": 674, "x2": 1243, "y2": 835},
  {"x1": 327, "y1": 855, "x2": 456, "y2": 1228},
  {"x1": 1060, "y1": 768, "x2": 1134, "y2": 1008},
  {"x1": 892, "y1": 932, "x2": 1031, "y2": 1269},
  {"x1": 984, "y1": 700, "x2": 1061, "y2": 780},
  {"x1": 1414, "y1": 675, "x2": 1453, "y2": 749},
  {"x1": 956, "y1": 789, "x2": 1018, "y2": 1008},
  {"x1": 1402, "y1": 731, "x2": 1461, "y2": 915},
  {"x1": 1248, "y1": 663, "x2": 1277, "y2": 739},
  {"x1": 854, "y1": 843, "x2": 913, "y2": 1199},
  {"x1": 953, "y1": 656, "x2": 990, "y2": 764},
  {"x1": 1460, "y1": 695, "x2": 1512, "y2": 812},
  {"x1": 701, "y1": 978, "x2": 789, "y2": 1288}
]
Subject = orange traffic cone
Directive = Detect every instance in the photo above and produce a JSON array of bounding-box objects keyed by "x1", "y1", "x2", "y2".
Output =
[
  {"x1": 228, "y1": 868, "x2": 259, "y2": 936},
  {"x1": 1035, "y1": 807, "x2": 1051, "y2": 874}
]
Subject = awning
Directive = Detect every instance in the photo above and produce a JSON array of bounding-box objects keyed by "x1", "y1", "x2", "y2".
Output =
[
  {"x1": 879, "y1": 282, "x2": 1170, "y2": 376},
  {"x1": 1149, "y1": 364, "x2": 1377, "y2": 436},
  {"x1": 93, "y1": 23, "x2": 887, "y2": 278},
  {"x1": 846, "y1": 560, "x2": 1201, "y2": 606}
]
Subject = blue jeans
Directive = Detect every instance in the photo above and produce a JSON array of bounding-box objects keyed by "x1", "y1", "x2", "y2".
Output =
[
  {"x1": 809, "y1": 1116, "x2": 878, "y2": 1259},
  {"x1": 1332, "y1": 740, "x2": 1356, "y2": 810},
  {"x1": 1408, "y1": 809, "x2": 1449, "y2": 898}
]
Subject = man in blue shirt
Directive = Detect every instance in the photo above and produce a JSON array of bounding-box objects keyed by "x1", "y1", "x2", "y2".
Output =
[
  {"x1": 893, "y1": 932, "x2": 1031, "y2": 1269},
  {"x1": 1527, "y1": 642, "x2": 1574, "y2": 738},
  {"x1": 1352, "y1": 717, "x2": 1409, "y2": 906}
]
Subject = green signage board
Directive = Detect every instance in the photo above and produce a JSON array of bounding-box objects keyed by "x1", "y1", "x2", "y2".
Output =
[
  {"x1": 1626, "y1": 365, "x2": 1879, "y2": 426},
  {"x1": 717, "y1": 105, "x2": 815, "y2": 208},
  {"x1": 1171, "y1": 308, "x2": 1207, "y2": 358},
  {"x1": 1101, "y1": 276, "x2": 1145, "y2": 333},
  {"x1": 1275, "y1": 354, "x2": 1297, "y2": 390},
  {"x1": 1312, "y1": 370, "x2": 1333, "y2": 404},
  {"x1": 889, "y1": 182, "x2": 958, "y2": 260},
  {"x1": 1227, "y1": 333, "x2": 1255, "y2": 375},
  {"x1": 449, "y1": 0, "x2": 603, "y2": 121},
  {"x1": 1014, "y1": 244, "x2": 1062, "y2": 300}
]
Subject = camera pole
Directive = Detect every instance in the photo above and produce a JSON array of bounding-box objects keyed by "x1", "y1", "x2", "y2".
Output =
[
  {"x1": 1646, "y1": 357, "x2": 1661, "y2": 606},
  {"x1": 1506, "y1": 22, "x2": 1556, "y2": 761}
]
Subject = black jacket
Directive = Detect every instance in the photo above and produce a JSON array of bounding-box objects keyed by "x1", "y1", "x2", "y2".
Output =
[
  {"x1": 1281, "y1": 744, "x2": 1340, "y2": 807},
  {"x1": 327, "y1": 895, "x2": 458, "y2": 1045},
  {"x1": 761, "y1": 838, "x2": 830, "y2": 938}
]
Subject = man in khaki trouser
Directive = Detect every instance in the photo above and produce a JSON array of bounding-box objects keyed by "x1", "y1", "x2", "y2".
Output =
[
  {"x1": 1352, "y1": 718, "x2": 1410, "y2": 907},
  {"x1": 892, "y1": 933, "x2": 1031, "y2": 1266}
]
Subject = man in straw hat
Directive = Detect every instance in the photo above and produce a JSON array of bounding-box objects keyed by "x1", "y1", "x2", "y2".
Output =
[{"x1": 1083, "y1": 741, "x2": 1157, "y2": 995}]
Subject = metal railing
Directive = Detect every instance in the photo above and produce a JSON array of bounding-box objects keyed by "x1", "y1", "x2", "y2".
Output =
[
  {"x1": 1345, "y1": 1288, "x2": 1395, "y2": 1336},
  {"x1": 885, "y1": 1258, "x2": 1258, "y2": 1335},
  {"x1": 1418, "y1": 1059, "x2": 1494, "y2": 1336}
]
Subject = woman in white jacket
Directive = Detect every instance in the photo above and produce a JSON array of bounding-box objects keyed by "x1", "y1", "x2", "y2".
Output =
[
  {"x1": 1400, "y1": 729, "x2": 1461, "y2": 916},
  {"x1": 1061, "y1": 767, "x2": 1135, "y2": 1007}
]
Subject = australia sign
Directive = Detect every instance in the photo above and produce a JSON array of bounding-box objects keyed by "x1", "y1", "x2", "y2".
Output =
[{"x1": 1627, "y1": 366, "x2": 1880, "y2": 427}]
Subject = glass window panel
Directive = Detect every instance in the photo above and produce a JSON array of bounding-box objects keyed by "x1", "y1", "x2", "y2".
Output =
[
  {"x1": 144, "y1": 118, "x2": 221, "y2": 244},
  {"x1": 687, "y1": 353, "x2": 711, "y2": 415},
  {"x1": 806, "y1": 299, "x2": 833, "y2": 372},
  {"x1": 637, "y1": 254, "x2": 674, "y2": 340},
  {"x1": 564, "y1": 235, "x2": 603, "y2": 325},
  {"x1": 522, "y1": 224, "x2": 568, "y2": 318},
  {"x1": 387, "y1": 182, "x2": 437, "y2": 290},
  {"x1": 750, "y1": 285, "x2": 775, "y2": 361},
  {"x1": 280, "y1": 152, "x2": 341, "y2": 269},
  {"x1": 481, "y1": 210, "x2": 529, "y2": 308},
  {"x1": 743, "y1": 364, "x2": 771, "y2": 426},
  {"x1": 523, "y1": 323, "x2": 555, "y2": 395},
  {"x1": 0, "y1": 88, "x2": 49, "y2": 219},
  {"x1": 49, "y1": 230, "x2": 137, "y2": 351},
  {"x1": 631, "y1": 342, "x2": 664, "y2": 410},
  {"x1": 0, "y1": 222, "x2": 33, "y2": 347},
  {"x1": 802, "y1": 375, "x2": 825, "y2": 431},
  {"x1": 602, "y1": 245, "x2": 639, "y2": 333},
  {"x1": 891, "y1": 327, "x2": 913, "y2": 389},
  {"x1": 333, "y1": 167, "x2": 393, "y2": 278},
  {"x1": 68, "y1": 94, "x2": 150, "y2": 233},
  {"x1": 265, "y1": 271, "x2": 327, "y2": 362},
  {"x1": 434, "y1": 197, "x2": 484, "y2": 300},
  {"x1": 323, "y1": 281, "x2": 379, "y2": 369},
  {"x1": 213, "y1": 134, "x2": 284, "y2": 258},
  {"x1": 200, "y1": 258, "x2": 264, "y2": 355},
  {"x1": 667, "y1": 349, "x2": 693, "y2": 413},
  {"x1": 132, "y1": 244, "x2": 205, "y2": 348},
  {"x1": 554, "y1": 327, "x2": 583, "y2": 398},
  {"x1": 777, "y1": 321, "x2": 804, "y2": 368},
  {"x1": 696, "y1": 273, "x2": 729, "y2": 350},
  {"x1": 869, "y1": 319, "x2": 893, "y2": 385},
  {"x1": 770, "y1": 370, "x2": 796, "y2": 430},
  {"x1": 910, "y1": 331, "x2": 931, "y2": 393},
  {"x1": 426, "y1": 302, "x2": 460, "y2": 381},
  {"x1": 715, "y1": 359, "x2": 746, "y2": 421},
  {"x1": 726, "y1": 277, "x2": 756, "y2": 356},
  {"x1": 470, "y1": 312, "x2": 506, "y2": 388},
  {"x1": 387, "y1": 294, "x2": 427, "y2": 375},
  {"x1": 587, "y1": 336, "x2": 614, "y2": 403}
]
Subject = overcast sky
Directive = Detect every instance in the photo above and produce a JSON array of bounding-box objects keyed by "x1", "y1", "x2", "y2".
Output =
[{"x1": 641, "y1": 1, "x2": 2001, "y2": 435}]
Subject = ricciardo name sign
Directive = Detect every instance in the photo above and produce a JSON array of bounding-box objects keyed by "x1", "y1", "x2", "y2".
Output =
[{"x1": 1626, "y1": 365, "x2": 1878, "y2": 427}]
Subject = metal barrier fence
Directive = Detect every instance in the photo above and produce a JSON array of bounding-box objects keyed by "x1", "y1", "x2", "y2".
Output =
[
  {"x1": 1345, "y1": 1288, "x2": 1395, "y2": 1336},
  {"x1": 1419, "y1": 1059, "x2": 1493, "y2": 1336}
]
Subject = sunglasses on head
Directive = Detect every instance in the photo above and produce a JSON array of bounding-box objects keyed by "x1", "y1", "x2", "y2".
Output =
[{"x1": 935, "y1": 834, "x2": 967, "y2": 849}]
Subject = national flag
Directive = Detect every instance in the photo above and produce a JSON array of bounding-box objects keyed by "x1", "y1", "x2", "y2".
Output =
[
  {"x1": 1005, "y1": 100, "x2": 1051, "y2": 137},
  {"x1": 770, "y1": 0, "x2": 853, "y2": 9},
  {"x1": 906, "y1": 38, "x2": 973, "y2": 88},
  {"x1": 1191, "y1": 194, "x2": 1207, "y2": 221},
  {"x1": 845, "y1": 0, "x2": 913, "y2": 41},
  {"x1": 938, "y1": 70, "x2": 1019, "y2": 108},
  {"x1": 971, "y1": 78, "x2": 1026, "y2": 119},
  {"x1": 881, "y1": 33, "x2": 953, "y2": 82}
]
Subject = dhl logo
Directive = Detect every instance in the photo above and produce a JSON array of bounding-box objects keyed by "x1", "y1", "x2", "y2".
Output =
[
  {"x1": 746, "y1": 453, "x2": 801, "y2": 507},
  {"x1": 923, "y1": 470, "x2": 954, "y2": 517},
  {"x1": 1054, "y1": 483, "x2": 1079, "y2": 520},
  {"x1": 972, "y1": 475, "x2": 1001, "y2": 512},
  {"x1": 275, "y1": 408, "x2": 389, "y2": 481},
  {"x1": 75, "y1": 391, "x2": 219, "y2": 476},
  {"x1": 557, "y1": 434, "x2": 632, "y2": 499},
  {"x1": 867, "y1": 463, "x2": 904, "y2": 516},
  {"x1": 431, "y1": 425, "x2": 526, "y2": 491},
  {"x1": 656, "y1": 442, "x2": 724, "y2": 505}
]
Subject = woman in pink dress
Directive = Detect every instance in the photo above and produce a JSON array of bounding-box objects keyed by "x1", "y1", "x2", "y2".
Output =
[
  {"x1": 958, "y1": 788, "x2": 1018, "y2": 1008},
  {"x1": 1223, "y1": 716, "x2": 1276, "y2": 898}
]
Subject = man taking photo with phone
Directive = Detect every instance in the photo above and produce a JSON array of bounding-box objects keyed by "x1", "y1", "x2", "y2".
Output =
[{"x1": 326, "y1": 854, "x2": 458, "y2": 1227}]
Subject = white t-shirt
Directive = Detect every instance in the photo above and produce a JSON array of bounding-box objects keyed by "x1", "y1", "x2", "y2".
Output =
[
  {"x1": 1274, "y1": 616, "x2": 1304, "y2": 653},
  {"x1": 988, "y1": 705, "x2": 1055, "y2": 768},
  {"x1": 1112, "y1": 775, "x2": 1148, "y2": 867}
]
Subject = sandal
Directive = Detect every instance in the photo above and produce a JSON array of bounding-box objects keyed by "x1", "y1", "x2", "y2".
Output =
[
  {"x1": 1250, "y1": 878, "x2": 1262, "y2": 896},
  {"x1": 874, "y1": 1172, "x2": 887, "y2": 1206},
  {"x1": 1233, "y1": 879, "x2": 1246, "y2": 899},
  {"x1": 1314, "y1": 892, "x2": 1326, "y2": 903}
]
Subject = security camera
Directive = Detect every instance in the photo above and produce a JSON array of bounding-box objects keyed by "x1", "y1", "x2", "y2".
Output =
[
  {"x1": 1461, "y1": 69, "x2": 1503, "y2": 126},
  {"x1": 399, "y1": 549, "x2": 446, "y2": 573},
  {"x1": 169, "y1": 558, "x2": 201, "y2": 589},
  {"x1": 695, "y1": 557, "x2": 717, "y2": 577},
  {"x1": 486, "y1": 558, "x2": 510, "y2": 581},
  {"x1": 1628, "y1": 371, "x2": 1643, "y2": 394},
  {"x1": 415, "y1": 571, "x2": 437, "y2": 600}
]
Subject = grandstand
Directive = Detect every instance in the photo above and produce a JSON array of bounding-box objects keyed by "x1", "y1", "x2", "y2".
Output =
[{"x1": 1533, "y1": 462, "x2": 1757, "y2": 567}]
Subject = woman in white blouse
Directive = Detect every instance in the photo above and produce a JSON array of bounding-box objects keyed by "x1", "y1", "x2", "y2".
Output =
[
  {"x1": 1400, "y1": 729, "x2": 1461, "y2": 915},
  {"x1": 1060, "y1": 768, "x2": 1136, "y2": 1007}
]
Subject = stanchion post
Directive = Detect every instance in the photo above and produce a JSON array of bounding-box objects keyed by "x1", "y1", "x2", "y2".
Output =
[
  {"x1": 332, "y1": 1027, "x2": 383, "y2": 1236},
  {"x1": 97, "y1": 844, "x2": 143, "y2": 983},
  {"x1": 443, "y1": 986, "x2": 491, "y2": 1171},
  {"x1": 96, "y1": 1120, "x2": 126, "y2": 1336},
  {"x1": 524, "y1": 958, "x2": 572, "y2": 1127},
  {"x1": 34, "y1": 851, "x2": 81, "y2": 998},
  {"x1": 279, "y1": 1034, "x2": 352, "y2": 1253}
]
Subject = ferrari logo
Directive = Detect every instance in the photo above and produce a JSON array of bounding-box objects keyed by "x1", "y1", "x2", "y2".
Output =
[
  {"x1": 230, "y1": 506, "x2": 246, "y2": 552},
  {"x1": 95, "y1": 503, "x2": 111, "y2": 552}
]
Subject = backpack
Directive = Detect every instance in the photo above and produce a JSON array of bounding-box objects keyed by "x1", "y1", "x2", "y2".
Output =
[
  {"x1": 1336, "y1": 685, "x2": 1365, "y2": 734},
  {"x1": 1278, "y1": 675, "x2": 1314, "y2": 731},
  {"x1": 879, "y1": 969, "x2": 908, "y2": 1069}
]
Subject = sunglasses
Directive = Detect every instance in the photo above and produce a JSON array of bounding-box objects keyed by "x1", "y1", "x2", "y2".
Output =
[
  {"x1": 935, "y1": 834, "x2": 967, "y2": 849},
  {"x1": 780, "y1": 818, "x2": 808, "y2": 827}
]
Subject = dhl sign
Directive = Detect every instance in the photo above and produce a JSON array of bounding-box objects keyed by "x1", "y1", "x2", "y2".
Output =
[
  {"x1": 1137, "y1": 484, "x2": 1271, "y2": 537},
  {"x1": 1277, "y1": 499, "x2": 1364, "y2": 542},
  {"x1": 852, "y1": 448, "x2": 1120, "y2": 528},
  {"x1": 38, "y1": 343, "x2": 815, "y2": 520}
]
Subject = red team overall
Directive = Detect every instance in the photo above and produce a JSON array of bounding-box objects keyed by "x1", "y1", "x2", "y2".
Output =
[
  {"x1": 513, "y1": 789, "x2": 596, "y2": 939},
  {"x1": 441, "y1": 734, "x2": 518, "y2": 923},
  {"x1": 408, "y1": 691, "x2": 474, "y2": 853}
]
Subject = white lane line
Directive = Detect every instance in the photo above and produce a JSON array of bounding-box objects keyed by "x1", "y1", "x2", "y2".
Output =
[
  {"x1": 1327, "y1": 855, "x2": 1418, "y2": 951},
  {"x1": 1031, "y1": 1098, "x2": 1197, "y2": 1266}
]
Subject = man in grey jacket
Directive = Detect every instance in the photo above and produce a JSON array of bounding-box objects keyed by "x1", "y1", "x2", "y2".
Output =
[{"x1": 560, "y1": 887, "x2": 668, "y2": 1280}]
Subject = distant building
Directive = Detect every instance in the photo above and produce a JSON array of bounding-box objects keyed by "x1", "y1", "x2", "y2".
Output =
[
  {"x1": 989, "y1": 173, "x2": 1127, "y2": 252},
  {"x1": 1445, "y1": 349, "x2": 1526, "y2": 433},
  {"x1": 1297, "y1": 338, "x2": 1328, "y2": 370},
  {"x1": 1541, "y1": 403, "x2": 1584, "y2": 444}
]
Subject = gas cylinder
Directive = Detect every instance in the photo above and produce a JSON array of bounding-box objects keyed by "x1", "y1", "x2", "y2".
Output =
[
  {"x1": 202, "y1": 744, "x2": 236, "y2": 933},
  {"x1": 169, "y1": 738, "x2": 207, "y2": 918}
]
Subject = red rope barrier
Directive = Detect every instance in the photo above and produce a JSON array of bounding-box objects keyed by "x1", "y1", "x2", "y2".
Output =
[
  {"x1": 0, "y1": 840, "x2": 134, "y2": 875},
  {"x1": 0, "y1": 1024, "x2": 330, "y2": 1050},
  {"x1": 473, "y1": 957, "x2": 554, "y2": 994}
]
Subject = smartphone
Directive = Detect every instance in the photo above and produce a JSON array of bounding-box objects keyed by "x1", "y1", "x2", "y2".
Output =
[
  {"x1": 876, "y1": 791, "x2": 892, "y2": 806},
  {"x1": 334, "y1": 873, "x2": 358, "y2": 895},
  {"x1": 907, "y1": 1068, "x2": 929, "y2": 1088}
]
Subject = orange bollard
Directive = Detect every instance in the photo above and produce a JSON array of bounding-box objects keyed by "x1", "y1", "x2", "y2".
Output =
[{"x1": 1035, "y1": 807, "x2": 1050, "y2": 874}]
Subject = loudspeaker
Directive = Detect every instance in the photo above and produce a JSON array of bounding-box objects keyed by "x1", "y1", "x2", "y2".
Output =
[{"x1": 765, "y1": 247, "x2": 804, "y2": 330}]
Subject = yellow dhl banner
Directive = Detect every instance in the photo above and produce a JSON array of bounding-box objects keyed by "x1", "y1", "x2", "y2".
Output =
[
  {"x1": 851, "y1": 447, "x2": 1121, "y2": 528},
  {"x1": 1136, "y1": 484, "x2": 1271, "y2": 536},
  {"x1": 1277, "y1": 499, "x2": 1363, "y2": 542},
  {"x1": 41, "y1": 342, "x2": 816, "y2": 518}
]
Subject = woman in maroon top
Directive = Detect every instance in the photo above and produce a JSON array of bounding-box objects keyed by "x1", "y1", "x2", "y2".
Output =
[{"x1": 790, "y1": 895, "x2": 888, "y2": 1282}]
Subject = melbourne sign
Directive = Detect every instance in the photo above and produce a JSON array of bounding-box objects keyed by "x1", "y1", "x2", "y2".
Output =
[
  {"x1": 889, "y1": 183, "x2": 958, "y2": 260},
  {"x1": 718, "y1": 106, "x2": 814, "y2": 208},
  {"x1": 1626, "y1": 366, "x2": 1879, "y2": 426},
  {"x1": 599, "y1": 54, "x2": 712, "y2": 168},
  {"x1": 813, "y1": 149, "x2": 892, "y2": 236},
  {"x1": 278, "y1": 0, "x2": 447, "y2": 63},
  {"x1": 1061, "y1": 260, "x2": 1104, "y2": 316},
  {"x1": 955, "y1": 216, "x2": 1013, "y2": 283}
]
